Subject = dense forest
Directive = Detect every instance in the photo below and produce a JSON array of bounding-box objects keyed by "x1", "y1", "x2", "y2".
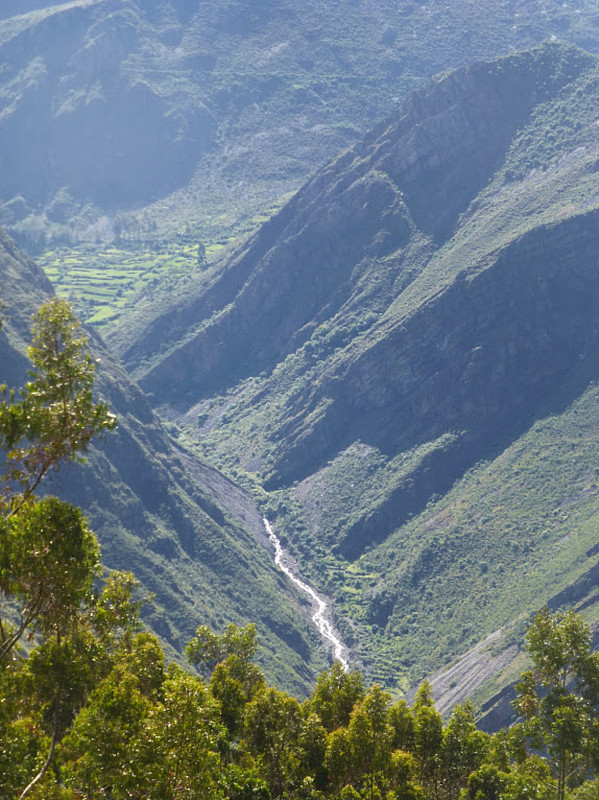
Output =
[{"x1": 2, "y1": 300, "x2": 599, "y2": 799}]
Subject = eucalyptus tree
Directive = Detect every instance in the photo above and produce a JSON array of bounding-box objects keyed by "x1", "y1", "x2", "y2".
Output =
[
  {"x1": 0, "y1": 298, "x2": 117, "y2": 798},
  {"x1": 515, "y1": 608, "x2": 599, "y2": 800},
  {"x1": 0, "y1": 298, "x2": 115, "y2": 661}
]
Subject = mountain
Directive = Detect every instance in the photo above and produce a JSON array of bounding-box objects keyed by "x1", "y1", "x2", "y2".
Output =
[
  {"x1": 4, "y1": 0, "x2": 599, "y2": 708},
  {"x1": 0, "y1": 225, "x2": 330, "y2": 696},
  {"x1": 117, "y1": 42, "x2": 599, "y2": 698},
  {"x1": 2, "y1": 0, "x2": 599, "y2": 256}
]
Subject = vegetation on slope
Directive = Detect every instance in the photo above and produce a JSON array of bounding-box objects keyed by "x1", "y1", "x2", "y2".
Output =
[
  {"x1": 0, "y1": 231, "x2": 332, "y2": 695},
  {"x1": 121, "y1": 43, "x2": 599, "y2": 696},
  {"x1": 4, "y1": 0, "x2": 599, "y2": 321},
  {"x1": 3, "y1": 303, "x2": 599, "y2": 799},
  {"x1": 3, "y1": 0, "x2": 599, "y2": 710}
]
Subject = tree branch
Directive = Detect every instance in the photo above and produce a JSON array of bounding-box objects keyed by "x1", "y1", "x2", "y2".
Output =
[{"x1": 18, "y1": 701, "x2": 59, "y2": 800}]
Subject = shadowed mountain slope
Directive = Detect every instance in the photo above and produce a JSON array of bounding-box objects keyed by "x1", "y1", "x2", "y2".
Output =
[
  {"x1": 123, "y1": 43, "x2": 599, "y2": 693},
  {"x1": 131, "y1": 43, "x2": 597, "y2": 414}
]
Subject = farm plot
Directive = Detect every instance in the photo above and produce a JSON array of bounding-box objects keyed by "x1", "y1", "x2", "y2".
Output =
[{"x1": 37, "y1": 242, "x2": 223, "y2": 332}]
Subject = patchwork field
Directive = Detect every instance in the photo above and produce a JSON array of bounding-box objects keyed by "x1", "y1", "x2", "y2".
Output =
[{"x1": 36, "y1": 241, "x2": 222, "y2": 329}]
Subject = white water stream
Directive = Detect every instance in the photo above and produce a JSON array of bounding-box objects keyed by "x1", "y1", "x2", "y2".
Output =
[{"x1": 263, "y1": 517, "x2": 349, "y2": 670}]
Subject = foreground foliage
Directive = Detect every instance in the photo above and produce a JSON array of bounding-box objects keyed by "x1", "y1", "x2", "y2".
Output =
[
  {"x1": 2, "y1": 301, "x2": 599, "y2": 799},
  {"x1": 5, "y1": 607, "x2": 599, "y2": 800}
]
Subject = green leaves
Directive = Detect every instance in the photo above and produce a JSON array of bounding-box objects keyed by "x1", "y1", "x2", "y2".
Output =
[
  {"x1": 0, "y1": 298, "x2": 119, "y2": 797},
  {"x1": 515, "y1": 608, "x2": 599, "y2": 800},
  {"x1": 526, "y1": 607, "x2": 592, "y2": 689},
  {"x1": 0, "y1": 497, "x2": 99, "y2": 661},
  {"x1": 148, "y1": 667, "x2": 225, "y2": 800},
  {"x1": 65, "y1": 664, "x2": 155, "y2": 797},
  {"x1": 186, "y1": 622, "x2": 258, "y2": 678},
  {"x1": 310, "y1": 662, "x2": 365, "y2": 732},
  {"x1": 0, "y1": 298, "x2": 116, "y2": 512},
  {"x1": 243, "y1": 686, "x2": 304, "y2": 797}
]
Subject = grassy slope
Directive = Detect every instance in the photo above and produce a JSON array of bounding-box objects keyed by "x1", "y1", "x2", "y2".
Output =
[
  {"x1": 161, "y1": 47, "x2": 599, "y2": 697},
  {"x1": 4, "y1": 0, "x2": 599, "y2": 704}
]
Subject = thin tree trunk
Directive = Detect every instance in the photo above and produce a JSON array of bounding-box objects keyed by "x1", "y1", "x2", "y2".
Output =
[
  {"x1": 558, "y1": 752, "x2": 567, "y2": 800},
  {"x1": 18, "y1": 703, "x2": 59, "y2": 800}
]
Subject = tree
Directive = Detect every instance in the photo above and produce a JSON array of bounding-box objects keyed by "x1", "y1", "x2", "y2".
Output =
[
  {"x1": 0, "y1": 298, "x2": 116, "y2": 798},
  {"x1": 389, "y1": 698, "x2": 415, "y2": 752},
  {"x1": 210, "y1": 652, "x2": 265, "y2": 739},
  {"x1": 309, "y1": 662, "x2": 365, "y2": 732},
  {"x1": 465, "y1": 763, "x2": 507, "y2": 800},
  {"x1": 515, "y1": 608, "x2": 599, "y2": 800},
  {"x1": 413, "y1": 682, "x2": 443, "y2": 798},
  {"x1": 66, "y1": 655, "x2": 225, "y2": 800},
  {"x1": 0, "y1": 570, "x2": 142, "y2": 800},
  {"x1": 354, "y1": 685, "x2": 396, "y2": 799},
  {"x1": 0, "y1": 298, "x2": 116, "y2": 660},
  {"x1": 298, "y1": 710, "x2": 329, "y2": 792},
  {"x1": 0, "y1": 297, "x2": 115, "y2": 515},
  {"x1": 63, "y1": 652, "x2": 157, "y2": 798},
  {"x1": 187, "y1": 622, "x2": 258, "y2": 679},
  {"x1": 243, "y1": 686, "x2": 304, "y2": 798},
  {"x1": 149, "y1": 667, "x2": 225, "y2": 799},
  {"x1": 196, "y1": 241, "x2": 207, "y2": 267},
  {"x1": 325, "y1": 683, "x2": 421, "y2": 800},
  {"x1": 186, "y1": 622, "x2": 265, "y2": 744},
  {"x1": 440, "y1": 702, "x2": 488, "y2": 800},
  {"x1": 0, "y1": 496, "x2": 99, "y2": 662}
]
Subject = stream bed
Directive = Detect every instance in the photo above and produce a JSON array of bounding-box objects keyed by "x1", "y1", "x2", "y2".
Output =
[{"x1": 263, "y1": 517, "x2": 349, "y2": 670}]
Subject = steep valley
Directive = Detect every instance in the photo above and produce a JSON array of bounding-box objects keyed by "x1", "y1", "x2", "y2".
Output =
[
  {"x1": 119, "y1": 43, "x2": 599, "y2": 699},
  {"x1": 0, "y1": 226, "x2": 330, "y2": 695},
  {"x1": 2, "y1": 0, "x2": 599, "y2": 713}
]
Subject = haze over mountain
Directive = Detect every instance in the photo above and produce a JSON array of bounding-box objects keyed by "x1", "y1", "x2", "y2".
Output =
[
  {"x1": 2, "y1": 0, "x2": 599, "y2": 254},
  {"x1": 118, "y1": 42, "x2": 599, "y2": 701}
]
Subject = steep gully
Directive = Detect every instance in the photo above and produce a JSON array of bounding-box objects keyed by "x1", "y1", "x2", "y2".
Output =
[
  {"x1": 177, "y1": 448, "x2": 349, "y2": 670},
  {"x1": 263, "y1": 518, "x2": 349, "y2": 671}
]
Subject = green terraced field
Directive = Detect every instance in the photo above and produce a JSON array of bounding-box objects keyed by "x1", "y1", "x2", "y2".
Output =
[
  {"x1": 37, "y1": 242, "x2": 225, "y2": 330},
  {"x1": 35, "y1": 195, "x2": 289, "y2": 333}
]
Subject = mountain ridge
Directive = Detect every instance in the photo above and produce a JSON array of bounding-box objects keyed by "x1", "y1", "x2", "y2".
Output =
[
  {"x1": 124, "y1": 42, "x2": 599, "y2": 694},
  {"x1": 130, "y1": 44, "x2": 596, "y2": 404},
  {"x1": 4, "y1": 0, "x2": 599, "y2": 256},
  {"x1": 4, "y1": 11, "x2": 599, "y2": 705}
]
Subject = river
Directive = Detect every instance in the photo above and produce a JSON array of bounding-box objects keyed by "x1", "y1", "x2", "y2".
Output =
[{"x1": 263, "y1": 517, "x2": 349, "y2": 670}]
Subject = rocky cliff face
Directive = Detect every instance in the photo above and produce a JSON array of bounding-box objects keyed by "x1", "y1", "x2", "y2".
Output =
[
  {"x1": 133, "y1": 43, "x2": 596, "y2": 413},
  {"x1": 0, "y1": 1, "x2": 214, "y2": 214}
]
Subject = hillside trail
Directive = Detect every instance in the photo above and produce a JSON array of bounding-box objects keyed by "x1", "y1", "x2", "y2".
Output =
[{"x1": 264, "y1": 518, "x2": 349, "y2": 670}]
